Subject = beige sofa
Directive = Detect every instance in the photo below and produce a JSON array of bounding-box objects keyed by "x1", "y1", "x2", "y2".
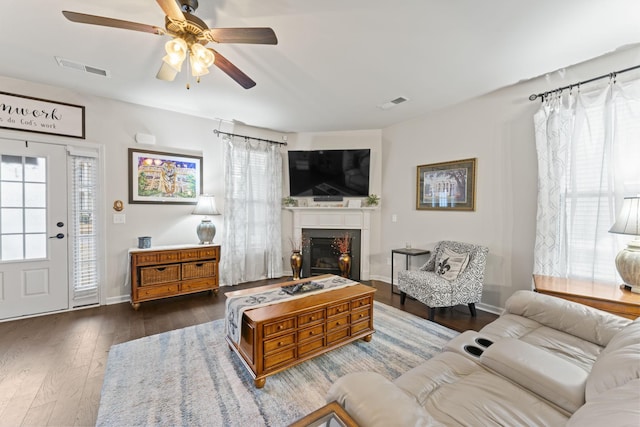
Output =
[{"x1": 327, "y1": 290, "x2": 640, "y2": 426}]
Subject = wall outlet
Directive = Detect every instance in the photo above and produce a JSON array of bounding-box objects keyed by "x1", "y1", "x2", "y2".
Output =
[
  {"x1": 391, "y1": 214, "x2": 397, "y2": 223},
  {"x1": 113, "y1": 213, "x2": 126, "y2": 224}
]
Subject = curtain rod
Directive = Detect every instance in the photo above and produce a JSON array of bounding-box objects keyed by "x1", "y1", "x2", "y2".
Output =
[
  {"x1": 213, "y1": 129, "x2": 287, "y2": 146},
  {"x1": 528, "y1": 64, "x2": 640, "y2": 101}
]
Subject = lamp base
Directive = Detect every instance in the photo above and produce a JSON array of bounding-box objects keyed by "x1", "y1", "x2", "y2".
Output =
[
  {"x1": 196, "y1": 219, "x2": 216, "y2": 245},
  {"x1": 615, "y1": 244, "x2": 640, "y2": 293}
]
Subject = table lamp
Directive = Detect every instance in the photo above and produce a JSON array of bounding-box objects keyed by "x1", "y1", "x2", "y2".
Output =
[
  {"x1": 192, "y1": 194, "x2": 220, "y2": 244},
  {"x1": 609, "y1": 196, "x2": 640, "y2": 293}
]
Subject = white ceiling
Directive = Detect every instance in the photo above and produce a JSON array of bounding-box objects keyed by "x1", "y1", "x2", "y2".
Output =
[{"x1": 1, "y1": 0, "x2": 639, "y2": 133}]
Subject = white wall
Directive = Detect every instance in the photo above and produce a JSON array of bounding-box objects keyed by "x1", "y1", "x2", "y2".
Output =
[
  {"x1": 376, "y1": 46, "x2": 640, "y2": 309},
  {"x1": 0, "y1": 76, "x2": 228, "y2": 301},
  {"x1": 2, "y1": 45, "x2": 638, "y2": 310}
]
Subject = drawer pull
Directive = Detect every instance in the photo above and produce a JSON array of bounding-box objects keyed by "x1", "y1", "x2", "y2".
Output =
[
  {"x1": 309, "y1": 331, "x2": 314, "y2": 336},
  {"x1": 278, "y1": 341, "x2": 283, "y2": 346},
  {"x1": 278, "y1": 325, "x2": 283, "y2": 330},
  {"x1": 195, "y1": 263, "x2": 204, "y2": 267},
  {"x1": 156, "y1": 267, "x2": 166, "y2": 271}
]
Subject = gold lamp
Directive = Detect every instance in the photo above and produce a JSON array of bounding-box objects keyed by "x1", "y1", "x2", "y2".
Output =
[
  {"x1": 192, "y1": 194, "x2": 220, "y2": 244},
  {"x1": 609, "y1": 196, "x2": 640, "y2": 293}
]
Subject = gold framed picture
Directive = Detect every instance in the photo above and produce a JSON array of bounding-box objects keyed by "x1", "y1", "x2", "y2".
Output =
[{"x1": 416, "y1": 158, "x2": 476, "y2": 211}]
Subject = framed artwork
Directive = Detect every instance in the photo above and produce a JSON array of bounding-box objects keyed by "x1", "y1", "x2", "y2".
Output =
[
  {"x1": 128, "y1": 148, "x2": 202, "y2": 204},
  {"x1": 416, "y1": 158, "x2": 476, "y2": 211},
  {"x1": 0, "y1": 91, "x2": 85, "y2": 139}
]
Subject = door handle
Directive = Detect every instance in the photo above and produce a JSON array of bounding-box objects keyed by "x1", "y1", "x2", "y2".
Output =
[{"x1": 49, "y1": 233, "x2": 65, "y2": 239}]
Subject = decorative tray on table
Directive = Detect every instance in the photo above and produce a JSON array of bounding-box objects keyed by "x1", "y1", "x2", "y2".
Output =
[{"x1": 281, "y1": 281, "x2": 324, "y2": 295}]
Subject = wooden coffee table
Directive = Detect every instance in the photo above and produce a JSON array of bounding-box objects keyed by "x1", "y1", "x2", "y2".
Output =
[{"x1": 225, "y1": 275, "x2": 376, "y2": 388}]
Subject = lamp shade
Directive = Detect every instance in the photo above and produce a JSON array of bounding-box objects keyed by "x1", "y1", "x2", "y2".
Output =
[
  {"x1": 192, "y1": 195, "x2": 220, "y2": 216},
  {"x1": 609, "y1": 196, "x2": 640, "y2": 236}
]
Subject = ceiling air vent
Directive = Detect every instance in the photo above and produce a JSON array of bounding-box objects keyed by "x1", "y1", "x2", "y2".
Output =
[
  {"x1": 55, "y1": 57, "x2": 110, "y2": 77},
  {"x1": 377, "y1": 96, "x2": 409, "y2": 110}
]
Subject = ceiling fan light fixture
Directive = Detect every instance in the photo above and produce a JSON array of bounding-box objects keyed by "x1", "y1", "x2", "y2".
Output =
[
  {"x1": 190, "y1": 54, "x2": 210, "y2": 77},
  {"x1": 163, "y1": 37, "x2": 188, "y2": 70},
  {"x1": 191, "y1": 43, "x2": 215, "y2": 68}
]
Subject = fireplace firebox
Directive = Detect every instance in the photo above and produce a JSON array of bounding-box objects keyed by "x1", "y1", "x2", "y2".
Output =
[{"x1": 301, "y1": 228, "x2": 361, "y2": 281}]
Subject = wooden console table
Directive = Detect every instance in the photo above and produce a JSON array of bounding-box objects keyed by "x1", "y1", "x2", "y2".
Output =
[
  {"x1": 533, "y1": 275, "x2": 640, "y2": 319},
  {"x1": 226, "y1": 277, "x2": 375, "y2": 388},
  {"x1": 129, "y1": 244, "x2": 220, "y2": 309}
]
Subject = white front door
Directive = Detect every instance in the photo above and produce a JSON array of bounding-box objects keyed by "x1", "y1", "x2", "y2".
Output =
[{"x1": 0, "y1": 140, "x2": 68, "y2": 320}]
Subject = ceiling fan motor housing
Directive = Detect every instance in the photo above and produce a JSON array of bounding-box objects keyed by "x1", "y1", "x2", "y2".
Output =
[{"x1": 179, "y1": 0, "x2": 199, "y2": 14}]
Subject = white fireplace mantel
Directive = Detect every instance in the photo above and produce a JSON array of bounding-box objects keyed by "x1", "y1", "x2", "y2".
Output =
[{"x1": 286, "y1": 207, "x2": 376, "y2": 280}]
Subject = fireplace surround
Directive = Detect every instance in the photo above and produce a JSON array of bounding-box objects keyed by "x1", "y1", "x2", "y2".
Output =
[{"x1": 288, "y1": 207, "x2": 373, "y2": 280}]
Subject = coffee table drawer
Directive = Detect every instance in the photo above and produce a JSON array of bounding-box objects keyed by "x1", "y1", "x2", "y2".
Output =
[
  {"x1": 264, "y1": 347, "x2": 296, "y2": 370},
  {"x1": 264, "y1": 333, "x2": 295, "y2": 354},
  {"x1": 298, "y1": 309, "x2": 325, "y2": 326},
  {"x1": 351, "y1": 307, "x2": 370, "y2": 323},
  {"x1": 327, "y1": 314, "x2": 349, "y2": 331},
  {"x1": 264, "y1": 318, "x2": 295, "y2": 337},
  {"x1": 327, "y1": 302, "x2": 350, "y2": 317},
  {"x1": 327, "y1": 327, "x2": 350, "y2": 344},
  {"x1": 298, "y1": 324, "x2": 324, "y2": 342},
  {"x1": 351, "y1": 319, "x2": 371, "y2": 335},
  {"x1": 298, "y1": 336, "x2": 324, "y2": 357},
  {"x1": 352, "y1": 295, "x2": 372, "y2": 310}
]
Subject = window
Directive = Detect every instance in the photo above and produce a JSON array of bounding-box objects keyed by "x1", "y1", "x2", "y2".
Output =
[
  {"x1": 69, "y1": 152, "x2": 99, "y2": 305},
  {"x1": 534, "y1": 80, "x2": 640, "y2": 285}
]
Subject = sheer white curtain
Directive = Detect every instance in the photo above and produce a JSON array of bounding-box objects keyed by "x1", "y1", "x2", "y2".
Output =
[
  {"x1": 533, "y1": 78, "x2": 640, "y2": 284},
  {"x1": 220, "y1": 136, "x2": 283, "y2": 286}
]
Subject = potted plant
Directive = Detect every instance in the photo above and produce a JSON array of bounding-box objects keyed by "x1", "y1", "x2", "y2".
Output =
[
  {"x1": 365, "y1": 194, "x2": 380, "y2": 207},
  {"x1": 282, "y1": 196, "x2": 297, "y2": 207}
]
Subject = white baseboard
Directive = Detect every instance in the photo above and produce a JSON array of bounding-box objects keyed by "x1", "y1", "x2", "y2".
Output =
[{"x1": 107, "y1": 294, "x2": 131, "y2": 305}]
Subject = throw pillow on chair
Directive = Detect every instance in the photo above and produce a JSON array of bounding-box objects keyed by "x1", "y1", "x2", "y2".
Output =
[{"x1": 436, "y1": 248, "x2": 470, "y2": 280}]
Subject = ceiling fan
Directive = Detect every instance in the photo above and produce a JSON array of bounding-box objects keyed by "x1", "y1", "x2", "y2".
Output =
[{"x1": 62, "y1": 0, "x2": 278, "y2": 89}]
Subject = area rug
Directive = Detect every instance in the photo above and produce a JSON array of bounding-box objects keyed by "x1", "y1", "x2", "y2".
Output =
[{"x1": 96, "y1": 301, "x2": 458, "y2": 426}]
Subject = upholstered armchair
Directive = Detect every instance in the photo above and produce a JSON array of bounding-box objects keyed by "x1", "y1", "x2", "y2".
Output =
[{"x1": 397, "y1": 240, "x2": 488, "y2": 321}]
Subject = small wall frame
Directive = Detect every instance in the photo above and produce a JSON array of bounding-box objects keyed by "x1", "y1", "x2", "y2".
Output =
[{"x1": 416, "y1": 158, "x2": 476, "y2": 211}]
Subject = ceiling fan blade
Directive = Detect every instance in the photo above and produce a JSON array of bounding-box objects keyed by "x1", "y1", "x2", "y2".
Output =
[
  {"x1": 62, "y1": 11, "x2": 164, "y2": 35},
  {"x1": 156, "y1": 0, "x2": 185, "y2": 21},
  {"x1": 204, "y1": 28, "x2": 278, "y2": 45},
  {"x1": 156, "y1": 62, "x2": 178, "y2": 81},
  {"x1": 209, "y1": 48, "x2": 256, "y2": 89}
]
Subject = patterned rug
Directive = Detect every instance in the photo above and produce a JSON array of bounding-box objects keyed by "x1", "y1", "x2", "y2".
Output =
[{"x1": 96, "y1": 301, "x2": 458, "y2": 426}]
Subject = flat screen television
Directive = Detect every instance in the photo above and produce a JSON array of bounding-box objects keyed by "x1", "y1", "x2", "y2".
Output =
[{"x1": 288, "y1": 149, "x2": 371, "y2": 198}]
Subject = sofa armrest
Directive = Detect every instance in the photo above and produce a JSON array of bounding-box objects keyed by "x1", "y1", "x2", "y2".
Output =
[
  {"x1": 326, "y1": 372, "x2": 443, "y2": 427},
  {"x1": 503, "y1": 291, "x2": 630, "y2": 346},
  {"x1": 480, "y1": 338, "x2": 587, "y2": 413}
]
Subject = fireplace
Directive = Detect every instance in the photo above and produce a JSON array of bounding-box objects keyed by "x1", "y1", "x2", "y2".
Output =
[
  {"x1": 289, "y1": 207, "x2": 372, "y2": 280},
  {"x1": 302, "y1": 228, "x2": 361, "y2": 281}
]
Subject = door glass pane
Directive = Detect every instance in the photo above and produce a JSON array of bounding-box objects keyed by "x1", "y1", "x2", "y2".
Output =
[
  {"x1": 25, "y1": 234, "x2": 46, "y2": 259},
  {"x1": 1, "y1": 182, "x2": 23, "y2": 207},
  {"x1": 2, "y1": 235, "x2": 23, "y2": 260},
  {"x1": 1, "y1": 155, "x2": 47, "y2": 261},
  {"x1": 25, "y1": 208, "x2": 46, "y2": 233},
  {"x1": 25, "y1": 183, "x2": 46, "y2": 207},
  {"x1": 1, "y1": 155, "x2": 23, "y2": 181},
  {"x1": 1, "y1": 208, "x2": 23, "y2": 233},
  {"x1": 24, "y1": 157, "x2": 46, "y2": 182}
]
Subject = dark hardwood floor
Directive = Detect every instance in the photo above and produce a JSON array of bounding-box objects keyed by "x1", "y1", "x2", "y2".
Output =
[{"x1": 0, "y1": 279, "x2": 497, "y2": 426}]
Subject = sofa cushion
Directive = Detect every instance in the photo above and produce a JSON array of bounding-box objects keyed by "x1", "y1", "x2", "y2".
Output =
[
  {"x1": 493, "y1": 290, "x2": 630, "y2": 347},
  {"x1": 480, "y1": 338, "x2": 587, "y2": 413},
  {"x1": 585, "y1": 342, "x2": 640, "y2": 401},
  {"x1": 394, "y1": 352, "x2": 568, "y2": 426},
  {"x1": 435, "y1": 248, "x2": 469, "y2": 280},
  {"x1": 567, "y1": 379, "x2": 640, "y2": 426}
]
